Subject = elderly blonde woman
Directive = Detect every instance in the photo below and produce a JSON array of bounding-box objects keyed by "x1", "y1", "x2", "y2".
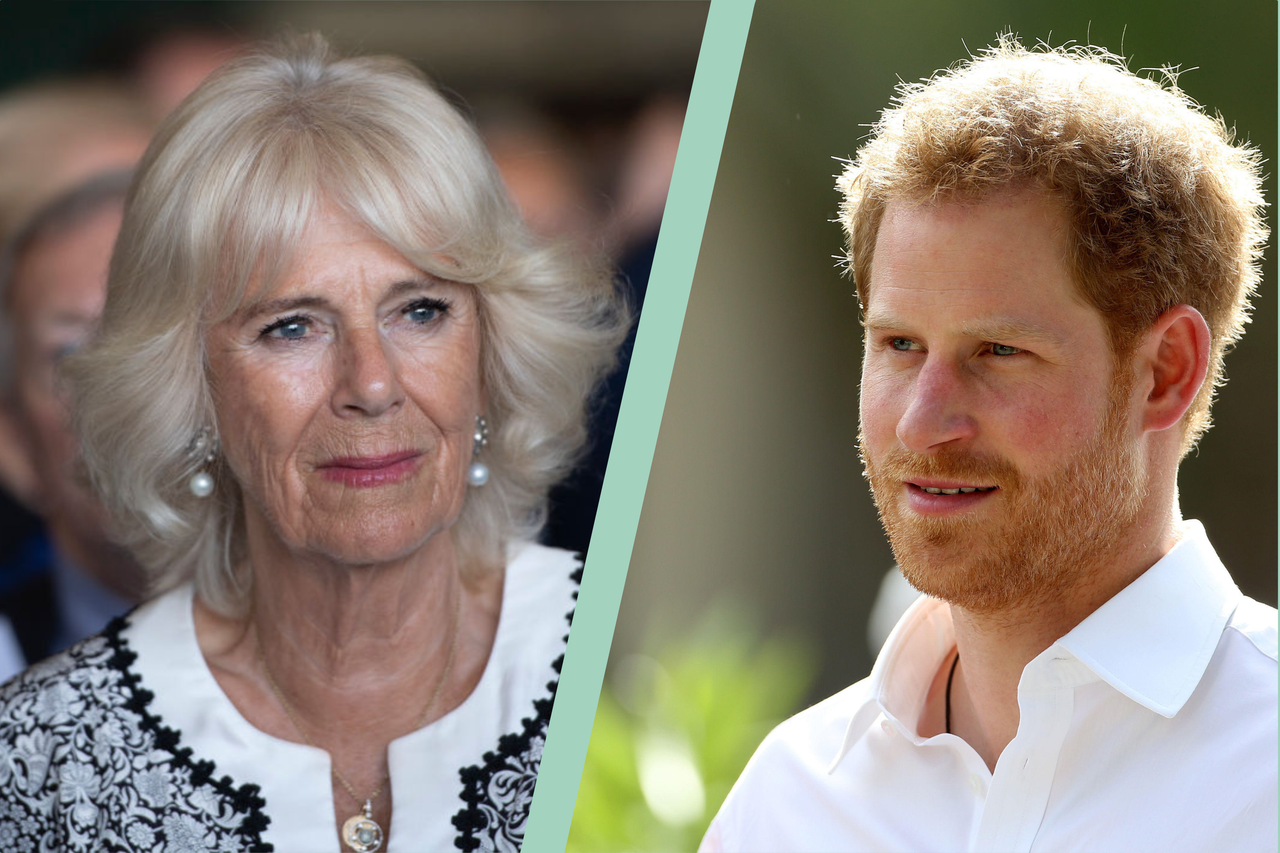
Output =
[{"x1": 0, "y1": 35, "x2": 626, "y2": 853}]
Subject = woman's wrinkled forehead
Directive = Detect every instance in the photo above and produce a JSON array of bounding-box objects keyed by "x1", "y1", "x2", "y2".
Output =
[{"x1": 205, "y1": 194, "x2": 474, "y2": 326}]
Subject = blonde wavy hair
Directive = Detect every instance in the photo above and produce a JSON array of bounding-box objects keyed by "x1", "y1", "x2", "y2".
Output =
[
  {"x1": 66, "y1": 34, "x2": 628, "y2": 615},
  {"x1": 838, "y1": 36, "x2": 1267, "y2": 449}
]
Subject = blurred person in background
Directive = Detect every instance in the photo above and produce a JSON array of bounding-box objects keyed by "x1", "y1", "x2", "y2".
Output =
[
  {"x1": 0, "y1": 35, "x2": 627, "y2": 852},
  {"x1": 0, "y1": 79, "x2": 153, "y2": 239},
  {"x1": 480, "y1": 92, "x2": 685, "y2": 555},
  {"x1": 123, "y1": 24, "x2": 248, "y2": 116},
  {"x1": 0, "y1": 81, "x2": 153, "y2": 677},
  {"x1": 0, "y1": 172, "x2": 148, "y2": 673},
  {"x1": 0, "y1": 80, "x2": 153, "y2": 496},
  {"x1": 704, "y1": 38, "x2": 1276, "y2": 852},
  {"x1": 539, "y1": 94, "x2": 683, "y2": 554},
  {"x1": 483, "y1": 104, "x2": 597, "y2": 248}
]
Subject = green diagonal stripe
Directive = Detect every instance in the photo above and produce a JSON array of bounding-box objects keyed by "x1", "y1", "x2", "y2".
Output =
[{"x1": 522, "y1": 1, "x2": 757, "y2": 850}]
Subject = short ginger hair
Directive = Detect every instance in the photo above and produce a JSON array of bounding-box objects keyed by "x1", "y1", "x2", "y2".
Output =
[{"x1": 838, "y1": 36, "x2": 1267, "y2": 448}]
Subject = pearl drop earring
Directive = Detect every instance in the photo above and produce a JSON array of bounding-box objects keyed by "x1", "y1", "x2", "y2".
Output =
[
  {"x1": 468, "y1": 416, "x2": 490, "y2": 487},
  {"x1": 188, "y1": 428, "x2": 218, "y2": 498}
]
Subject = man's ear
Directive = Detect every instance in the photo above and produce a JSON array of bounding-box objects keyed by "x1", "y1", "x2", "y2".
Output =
[
  {"x1": 1138, "y1": 304, "x2": 1210, "y2": 434},
  {"x1": 0, "y1": 402, "x2": 41, "y2": 511}
]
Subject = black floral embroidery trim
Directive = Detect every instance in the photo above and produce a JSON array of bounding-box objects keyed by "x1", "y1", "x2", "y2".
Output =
[
  {"x1": 451, "y1": 557, "x2": 583, "y2": 852},
  {"x1": 104, "y1": 615, "x2": 275, "y2": 853}
]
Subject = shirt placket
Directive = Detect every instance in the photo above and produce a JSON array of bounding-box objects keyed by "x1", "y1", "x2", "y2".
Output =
[{"x1": 971, "y1": 656, "x2": 1081, "y2": 852}]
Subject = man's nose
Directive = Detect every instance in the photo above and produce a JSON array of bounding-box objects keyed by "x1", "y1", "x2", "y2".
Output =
[
  {"x1": 894, "y1": 357, "x2": 978, "y2": 452},
  {"x1": 331, "y1": 327, "x2": 405, "y2": 418}
]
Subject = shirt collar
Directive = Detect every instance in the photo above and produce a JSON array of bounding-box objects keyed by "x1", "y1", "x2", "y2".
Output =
[
  {"x1": 829, "y1": 520, "x2": 1240, "y2": 771},
  {"x1": 829, "y1": 592, "x2": 949, "y2": 772},
  {"x1": 1053, "y1": 520, "x2": 1241, "y2": 718}
]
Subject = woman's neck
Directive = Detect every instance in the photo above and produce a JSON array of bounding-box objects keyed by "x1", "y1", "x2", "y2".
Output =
[
  {"x1": 252, "y1": 530, "x2": 462, "y2": 686},
  {"x1": 194, "y1": 526, "x2": 503, "y2": 787}
]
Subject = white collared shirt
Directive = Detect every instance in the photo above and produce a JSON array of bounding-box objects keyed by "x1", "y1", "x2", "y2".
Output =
[{"x1": 702, "y1": 521, "x2": 1277, "y2": 852}]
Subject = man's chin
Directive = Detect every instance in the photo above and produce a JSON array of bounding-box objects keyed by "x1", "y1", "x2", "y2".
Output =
[
  {"x1": 886, "y1": 520, "x2": 1046, "y2": 613},
  {"x1": 897, "y1": 558, "x2": 1032, "y2": 613},
  {"x1": 882, "y1": 514, "x2": 985, "y2": 570}
]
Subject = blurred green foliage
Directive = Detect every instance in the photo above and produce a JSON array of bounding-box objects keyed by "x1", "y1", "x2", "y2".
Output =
[{"x1": 568, "y1": 608, "x2": 817, "y2": 852}]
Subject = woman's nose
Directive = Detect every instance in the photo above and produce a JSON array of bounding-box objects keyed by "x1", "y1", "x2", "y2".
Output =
[
  {"x1": 894, "y1": 357, "x2": 978, "y2": 452},
  {"x1": 332, "y1": 327, "x2": 405, "y2": 418}
]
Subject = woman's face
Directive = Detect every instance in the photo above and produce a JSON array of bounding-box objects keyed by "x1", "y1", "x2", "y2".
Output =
[{"x1": 206, "y1": 207, "x2": 483, "y2": 566}]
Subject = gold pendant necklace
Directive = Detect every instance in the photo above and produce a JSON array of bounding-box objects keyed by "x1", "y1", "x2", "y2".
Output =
[
  {"x1": 341, "y1": 799, "x2": 385, "y2": 852},
  {"x1": 258, "y1": 588, "x2": 462, "y2": 853}
]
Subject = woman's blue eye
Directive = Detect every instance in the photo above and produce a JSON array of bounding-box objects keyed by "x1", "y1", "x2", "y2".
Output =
[
  {"x1": 407, "y1": 305, "x2": 439, "y2": 324},
  {"x1": 404, "y1": 298, "x2": 450, "y2": 325},
  {"x1": 260, "y1": 316, "x2": 310, "y2": 340}
]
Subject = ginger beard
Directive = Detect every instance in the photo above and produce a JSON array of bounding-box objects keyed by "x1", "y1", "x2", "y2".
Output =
[{"x1": 861, "y1": 366, "x2": 1148, "y2": 614}]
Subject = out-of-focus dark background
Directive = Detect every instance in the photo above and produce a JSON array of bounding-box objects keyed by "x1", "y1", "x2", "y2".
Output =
[
  {"x1": 571, "y1": 1, "x2": 1277, "y2": 849},
  {"x1": 0, "y1": 1, "x2": 706, "y2": 673}
]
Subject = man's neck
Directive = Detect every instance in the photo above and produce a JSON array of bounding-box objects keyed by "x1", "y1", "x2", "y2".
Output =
[{"x1": 935, "y1": 512, "x2": 1184, "y2": 771}]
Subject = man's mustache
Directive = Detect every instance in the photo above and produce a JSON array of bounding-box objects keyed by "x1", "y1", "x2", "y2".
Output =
[{"x1": 865, "y1": 445, "x2": 1022, "y2": 491}]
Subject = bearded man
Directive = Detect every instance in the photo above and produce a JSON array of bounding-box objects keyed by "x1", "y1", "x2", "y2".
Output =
[{"x1": 701, "y1": 38, "x2": 1276, "y2": 853}]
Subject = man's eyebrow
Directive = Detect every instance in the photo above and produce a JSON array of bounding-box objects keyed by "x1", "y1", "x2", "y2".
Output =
[
  {"x1": 861, "y1": 309, "x2": 902, "y2": 331},
  {"x1": 959, "y1": 318, "x2": 1065, "y2": 345},
  {"x1": 862, "y1": 310, "x2": 1066, "y2": 345}
]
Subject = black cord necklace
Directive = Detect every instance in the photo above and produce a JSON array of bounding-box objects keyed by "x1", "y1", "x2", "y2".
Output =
[{"x1": 945, "y1": 651, "x2": 960, "y2": 735}]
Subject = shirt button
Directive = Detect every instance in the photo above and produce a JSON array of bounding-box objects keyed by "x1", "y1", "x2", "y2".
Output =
[
  {"x1": 881, "y1": 720, "x2": 895, "y2": 736},
  {"x1": 968, "y1": 773, "x2": 984, "y2": 796}
]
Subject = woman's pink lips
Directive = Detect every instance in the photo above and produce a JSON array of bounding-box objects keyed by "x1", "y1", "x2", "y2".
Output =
[
  {"x1": 317, "y1": 451, "x2": 422, "y2": 487},
  {"x1": 904, "y1": 481, "x2": 999, "y2": 516}
]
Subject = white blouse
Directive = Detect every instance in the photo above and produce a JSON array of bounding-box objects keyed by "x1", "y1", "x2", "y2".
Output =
[{"x1": 0, "y1": 541, "x2": 579, "y2": 853}]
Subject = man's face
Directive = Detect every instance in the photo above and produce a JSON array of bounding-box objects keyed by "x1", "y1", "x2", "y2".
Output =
[
  {"x1": 8, "y1": 203, "x2": 121, "y2": 526},
  {"x1": 858, "y1": 189, "x2": 1146, "y2": 613}
]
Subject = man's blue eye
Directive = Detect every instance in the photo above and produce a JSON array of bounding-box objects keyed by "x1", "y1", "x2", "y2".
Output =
[
  {"x1": 890, "y1": 338, "x2": 917, "y2": 351},
  {"x1": 991, "y1": 343, "x2": 1021, "y2": 356}
]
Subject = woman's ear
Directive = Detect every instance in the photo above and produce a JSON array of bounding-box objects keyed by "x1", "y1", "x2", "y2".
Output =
[{"x1": 1137, "y1": 305, "x2": 1210, "y2": 434}]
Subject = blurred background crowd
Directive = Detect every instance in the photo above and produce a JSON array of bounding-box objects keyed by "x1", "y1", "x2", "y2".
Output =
[
  {"x1": 0, "y1": 0, "x2": 705, "y2": 679},
  {"x1": 571, "y1": 1, "x2": 1278, "y2": 850}
]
